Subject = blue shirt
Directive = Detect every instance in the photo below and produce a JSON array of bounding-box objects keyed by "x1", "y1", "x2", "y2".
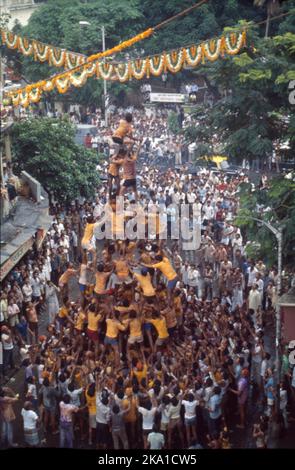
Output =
[
  {"x1": 208, "y1": 394, "x2": 222, "y2": 419},
  {"x1": 265, "y1": 377, "x2": 274, "y2": 400}
]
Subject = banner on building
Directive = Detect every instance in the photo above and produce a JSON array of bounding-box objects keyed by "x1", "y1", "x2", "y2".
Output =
[
  {"x1": 0, "y1": 237, "x2": 34, "y2": 281},
  {"x1": 150, "y1": 93, "x2": 186, "y2": 103}
]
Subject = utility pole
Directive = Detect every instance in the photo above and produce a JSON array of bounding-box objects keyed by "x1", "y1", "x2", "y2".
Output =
[{"x1": 101, "y1": 26, "x2": 108, "y2": 127}]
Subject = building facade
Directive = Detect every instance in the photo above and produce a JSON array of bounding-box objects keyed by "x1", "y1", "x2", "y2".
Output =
[{"x1": 0, "y1": 0, "x2": 44, "y2": 28}]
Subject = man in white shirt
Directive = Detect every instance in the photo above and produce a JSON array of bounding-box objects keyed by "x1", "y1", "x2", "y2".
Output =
[
  {"x1": 203, "y1": 201, "x2": 214, "y2": 222},
  {"x1": 59, "y1": 395, "x2": 79, "y2": 448},
  {"x1": 31, "y1": 272, "x2": 42, "y2": 301},
  {"x1": 138, "y1": 401, "x2": 157, "y2": 449},
  {"x1": 187, "y1": 265, "x2": 201, "y2": 297},
  {"x1": 1, "y1": 325, "x2": 14, "y2": 378},
  {"x1": 187, "y1": 190, "x2": 197, "y2": 204},
  {"x1": 147, "y1": 426, "x2": 165, "y2": 449},
  {"x1": 22, "y1": 279, "x2": 33, "y2": 304},
  {"x1": 255, "y1": 273, "x2": 264, "y2": 303},
  {"x1": 96, "y1": 394, "x2": 111, "y2": 449},
  {"x1": 21, "y1": 401, "x2": 39, "y2": 446},
  {"x1": 247, "y1": 265, "x2": 258, "y2": 290}
]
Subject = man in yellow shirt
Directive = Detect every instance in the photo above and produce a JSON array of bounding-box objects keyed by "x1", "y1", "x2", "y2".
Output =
[
  {"x1": 81, "y1": 215, "x2": 97, "y2": 265},
  {"x1": 132, "y1": 268, "x2": 156, "y2": 300},
  {"x1": 85, "y1": 382, "x2": 96, "y2": 446},
  {"x1": 126, "y1": 310, "x2": 144, "y2": 361},
  {"x1": 86, "y1": 302, "x2": 103, "y2": 358},
  {"x1": 58, "y1": 263, "x2": 77, "y2": 298},
  {"x1": 145, "y1": 311, "x2": 169, "y2": 352},
  {"x1": 57, "y1": 299, "x2": 74, "y2": 332},
  {"x1": 104, "y1": 311, "x2": 126, "y2": 367},
  {"x1": 143, "y1": 254, "x2": 178, "y2": 305}
]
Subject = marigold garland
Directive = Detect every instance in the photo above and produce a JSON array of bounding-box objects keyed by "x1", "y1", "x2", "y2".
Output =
[{"x1": 5, "y1": 30, "x2": 246, "y2": 107}]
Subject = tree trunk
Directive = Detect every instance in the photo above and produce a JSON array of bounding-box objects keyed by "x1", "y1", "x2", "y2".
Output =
[{"x1": 265, "y1": 12, "x2": 271, "y2": 38}]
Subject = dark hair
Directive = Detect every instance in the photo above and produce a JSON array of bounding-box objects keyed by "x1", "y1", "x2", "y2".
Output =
[
  {"x1": 43, "y1": 377, "x2": 50, "y2": 387},
  {"x1": 125, "y1": 113, "x2": 132, "y2": 123},
  {"x1": 87, "y1": 383, "x2": 96, "y2": 397},
  {"x1": 145, "y1": 399, "x2": 152, "y2": 410},
  {"x1": 112, "y1": 404, "x2": 120, "y2": 414},
  {"x1": 162, "y1": 395, "x2": 170, "y2": 405},
  {"x1": 117, "y1": 389, "x2": 124, "y2": 400},
  {"x1": 129, "y1": 310, "x2": 137, "y2": 319},
  {"x1": 67, "y1": 382, "x2": 75, "y2": 392},
  {"x1": 171, "y1": 396, "x2": 178, "y2": 406},
  {"x1": 63, "y1": 394, "x2": 71, "y2": 404},
  {"x1": 101, "y1": 396, "x2": 109, "y2": 406},
  {"x1": 188, "y1": 392, "x2": 195, "y2": 402},
  {"x1": 87, "y1": 215, "x2": 94, "y2": 224},
  {"x1": 97, "y1": 263, "x2": 104, "y2": 272},
  {"x1": 88, "y1": 303, "x2": 96, "y2": 313}
]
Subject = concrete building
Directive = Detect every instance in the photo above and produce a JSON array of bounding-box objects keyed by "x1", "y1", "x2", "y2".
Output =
[
  {"x1": 280, "y1": 287, "x2": 295, "y2": 343},
  {"x1": 0, "y1": 120, "x2": 52, "y2": 282},
  {"x1": 0, "y1": 0, "x2": 45, "y2": 28}
]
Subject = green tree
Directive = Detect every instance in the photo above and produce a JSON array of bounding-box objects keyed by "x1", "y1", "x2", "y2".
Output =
[
  {"x1": 183, "y1": 16, "x2": 295, "y2": 165},
  {"x1": 11, "y1": 117, "x2": 100, "y2": 203},
  {"x1": 15, "y1": 0, "x2": 144, "y2": 107},
  {"x1": 168, "y1": 111, "x2": 180, "y2": 135},
  {"x1": 254, "y1": 0, "x2": 281, "y2": 38},
  {"x1": 235, "y1": 176, "x2": 295, "y2": 267}
]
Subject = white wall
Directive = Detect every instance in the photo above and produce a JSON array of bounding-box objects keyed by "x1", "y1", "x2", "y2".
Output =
[{"x1": 0, "y1": 1, "x2": 42, "y2": 28}]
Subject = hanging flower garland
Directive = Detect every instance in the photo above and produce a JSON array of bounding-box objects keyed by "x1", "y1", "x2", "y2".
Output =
[
  {"x1": 0, "y1": 28, "x2": 86, "y2": 70},
  {"x1": 225, "y1": 30, "x2": 247, "y2": 55},
  {"x1": 130, "y1": 59, "x2": 148, "y2": 80},
  {"x1": 65, "y1": 53, "x2": 85, "y2": 69},
  {"x1": 5, "y1": 30, "x2": 19, "y2": 49},
  {"x1": 203, "y1": 38, "x2": 223, "y2": 62},
  {"x1": 18, "y1": 36, "x2": 33, "y2": 56},
  {"x1": 97, "y1": 62, "x2": 114, "y2": 80},
  {"x1": 4, "y1": 30, "x2": 247, "y2": 107},
  {"x1": 42, "y1": 80, "x2": 54, "y2": 92},
  {"x1": 149, "y1": 54, "x2": 166, "y2": 76},
  {"x1": 55, "y1": 76, "x2": 70, "y2": 94},
  {"x1": 165, "y1": 49, "x2": 185, "y2": 73},
  {"x1": 49, "y1": 48, "x2": 66, "y2": 67},
  {"x1": 184, "y1": 44, "x2": 203, "y2": 67},
  {"x1": 116, "y1": 63, "x2": 130, "y2": 83},
  {"x1": 33, "y1": 40, "x2": 49, "y2": 62},
  {"x1": 29, "y1": 87, "x2": 42, "y2": 103}
]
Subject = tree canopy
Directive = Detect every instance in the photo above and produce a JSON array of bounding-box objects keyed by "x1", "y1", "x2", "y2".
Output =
[
  {"x1": 11, "y1": 117, "x2": 100, "y2": 203},
  {"x1": 235, "y1": 176, "x2": 295, "y2": 267},
  {"x1": 183, "y1": 14, "x2": 295, "y2": 164}
]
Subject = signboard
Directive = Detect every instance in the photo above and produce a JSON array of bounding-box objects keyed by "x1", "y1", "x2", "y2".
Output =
[
  {"x1": 150, "y1": 93, "x2": 186, "y2": 103},
  {"x1": 0, "y1": 237, "x2": 34, "y2": 281}
]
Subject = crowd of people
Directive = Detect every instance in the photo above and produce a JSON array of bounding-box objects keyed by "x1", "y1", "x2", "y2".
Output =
[{"x1": 1, "y1": 110, "x2": 295, "y2": 451}]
